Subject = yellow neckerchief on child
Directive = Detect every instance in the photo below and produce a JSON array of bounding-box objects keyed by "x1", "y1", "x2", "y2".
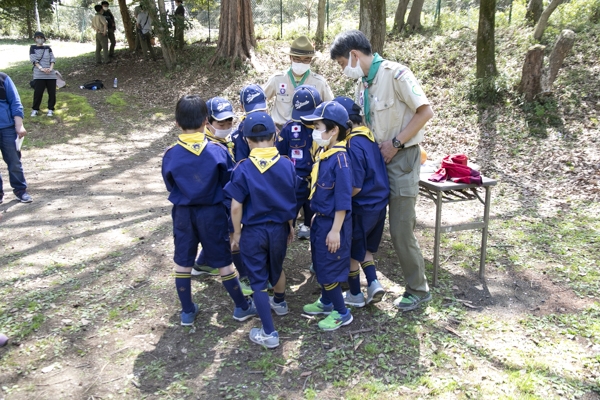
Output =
[
  {"x1": 204, "y1": 127, "x2": 235, "y2": 158},
  {"x1": 177, "y1": 132, "x2": 207, "y2": 156},
  {"x1": 309, "y1": 140, "x2": 347, "y2": 200},
  {"x1": 346, "y1": 126, "x2": 375, "y2": 144},
  {"x1": 249, "y1": 147, "x2": 280, "y2": 174}
]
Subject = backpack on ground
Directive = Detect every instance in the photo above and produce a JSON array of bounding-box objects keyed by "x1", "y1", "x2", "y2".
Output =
[{"x1": 81, "y1": 80, "x2": 104, "y2": 90}]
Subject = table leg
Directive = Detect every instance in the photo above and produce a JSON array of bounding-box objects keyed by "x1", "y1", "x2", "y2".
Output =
[
  {"x1": 480, "y1": 186, "x2": 492, "y2": 279},
  {"x1": 433, "y1": 191, "x2": 443, "y2": 286}
]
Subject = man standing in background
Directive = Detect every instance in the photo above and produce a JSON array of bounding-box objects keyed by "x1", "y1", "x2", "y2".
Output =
[
  {"x1": 92, "y1": 4, "x2": 109, "y2": 64},
  {"x1": 136, "y1": 5, "x2": 156, "y2": 61},
  {"x1": 174, "y1": 0, "x2": 185, "y2": 49},
  {"x1": 101, "y1": 1, "x2": 116, "y2": 59}
]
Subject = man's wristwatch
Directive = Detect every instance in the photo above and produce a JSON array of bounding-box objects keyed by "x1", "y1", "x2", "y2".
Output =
[{"x1": 392, "y1": 137, "x2": 405, "y2": 149}]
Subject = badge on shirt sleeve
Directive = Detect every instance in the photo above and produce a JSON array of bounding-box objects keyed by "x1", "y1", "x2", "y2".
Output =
[
  {"x1": 279, "y1": 83, "x2": 287, "y2": 94},
  {"x1": 359, "y1": 90, "x2": 364, "y2": 107},
  {"x1": 291, "y1": 125, "x2": 301, "y2": 138},
  {"x1": 291, "y1": 149, "x2": 303, "y2": 159},
  {"x1": 394, "y1": 67, "x2": 408, "y2": 80}
]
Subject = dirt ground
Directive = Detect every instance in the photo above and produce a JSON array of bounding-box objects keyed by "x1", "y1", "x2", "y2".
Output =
[{"x1": 0, "y1": 40, "x2": 599, "y2": 399}]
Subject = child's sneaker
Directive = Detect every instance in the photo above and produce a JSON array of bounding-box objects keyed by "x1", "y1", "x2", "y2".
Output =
[
  {"x1": 47, "y1": 110, "x2": 54, "y2": 117},
  {"x1": 318, "y1": 310, "x2": 353, "y2": 331},
  {"x1": 249, "y1": 328, "x2": 279, "y2": 348},
  {"x1": 302, "y1": 298, "x2": 333, "y2": 315},
  {"x1": 393, "y1": 291, "x2": 432, "y2": 312},
  {"x1": 30, "y1": 110, "x2": 38, "y2": 117},
  {"x1": 298, "y1": 224, "x2": 310, "y2": 239},
  {"x1": 343, "y1": 291, "x2": 365, "y2": 307},
  {"x1": 233, "y1": 299, "x2": 257, "y2": 321},
  {"x1": 366, "y1": 280, "x2": 385, "y2": 305},
  {"x1": 15, "y1": 191, "x2": 32, "y2": 203},
  {"x1": 269, "y1": 296, "x2": 289, "y2": 316},
  {"x1": 239, "y1": 277, "x2": 253, "y2": 296},
  {"x1": 180, "y1": 303, "x2": 199, "y2": 326},
  {"x1": 191, "y1": 263, "x2": 219, "y2": 276}
]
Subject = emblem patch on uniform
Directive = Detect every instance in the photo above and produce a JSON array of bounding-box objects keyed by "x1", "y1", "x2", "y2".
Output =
[
  {"x1": 359, "y1": 90, "x2": 365, "y2": 107},
  {"x1": 193, "y1": 143, "x2": 200, "y2": 150},
  {"x1": 394, "y1": 67, "x2": 408, "y2": 80},
  {"x1": 291, "y1": 125, "x2": 301, "y2": 132},
  {"x1": 412, "y1": 84, "x2": 424, "y2": 96},
  {"x1": 291, "y1": 149, "x2": 303, "y2": 159},
  {"x1": 259, "y1": 160, "x2": 267, "y2": 167},
  {"x1": 293, "y1": 132, "x2": 299, "y2": 138},
  {"x1": 279, "y1": 83, "x2": 287, "y2": 94}
]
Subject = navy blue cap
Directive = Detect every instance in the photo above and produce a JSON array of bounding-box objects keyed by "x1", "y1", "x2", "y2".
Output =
[
  {"x1": 300, "y1": 101, "x2": 349, "y2": 128},
  {"x1": 240, "y1": 84, "x2": 267, "y2": 112},
  {"x1": 291, "y1": 85, "x2": 322, "y2": 121},
  {"x1": 243, "y1": 112, "x2": 276, "y2": 137},
  {"x1": 206, "y1": 97, "x2": 235, "y2": 121},
  {"x1": 333, "y1": 96, "x2": 361, "y2": 116}
]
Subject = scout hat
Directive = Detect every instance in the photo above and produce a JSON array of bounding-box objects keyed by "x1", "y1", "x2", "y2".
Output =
[
  {"x1": 243, "y1": 112, "x2": 276, "y2": 137},
  {"x1": 206, "y1": 97, "x2": 235, "y2": 121},
  {"x1": 333, "y1": 96, "x2": 361, "y2": 116},
  {"x1": 285, "y1": 36, "x2": 315, "y2": 57},
  {"x1": 240, "y1": 84, "x2": 267, "y2": 113},
  {"x1": 301, "y1": 101, "x2": 349, "y2": 127},
  {"x1": 291, "y1": 85, "x2": 322, "y2": 121}
]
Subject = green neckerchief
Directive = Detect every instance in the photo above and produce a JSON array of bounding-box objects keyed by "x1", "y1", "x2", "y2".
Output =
[
  {"x1": 361, "y1": 53, "x2": 384, "y2": 126},
  {"x1": 287, "y1": 68, "x2": 310, "y2": 89}
]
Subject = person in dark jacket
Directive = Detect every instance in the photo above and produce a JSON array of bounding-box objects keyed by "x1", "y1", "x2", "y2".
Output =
[
  {"x1": 101, "y1": 1, "x2": 116, "y2": 58},
  {"x1": 174, "y1": 0, "x2": 185, "y2": 49},
  {"x1": 0, "y1": 72, "x2": 32, "y2": 203}
]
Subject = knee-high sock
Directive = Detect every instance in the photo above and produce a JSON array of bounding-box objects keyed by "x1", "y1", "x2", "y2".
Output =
[
  {"x1": 348, "y1": 269, "x2": 361, "y2": 295},
  {"x1": 175, "y1": 273, "x2": 194, "y2": 313},
  {"x1": 324, "y1": 282, "x2": 347, "y2": 314},
  {"x1": 221, "y1": 272, "x2": 247, "y2": 309},
  {"x1": 253, "y1": 290, "x2": 275, "y2": 334},
  {"x1": 361, "y1": 260, "x2": 378, "y2": 285},
  {"x1": 231, "y1": 250, "x2": 248, "y2": 278}
]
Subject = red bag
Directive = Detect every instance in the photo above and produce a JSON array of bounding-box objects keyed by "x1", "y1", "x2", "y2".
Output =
[{"x1": 429, "y1": 154, "x2": 482, "y2": 185}]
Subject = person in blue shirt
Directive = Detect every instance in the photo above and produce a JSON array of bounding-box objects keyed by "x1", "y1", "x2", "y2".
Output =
[
  {"x1": 334, "y1": 96, "x2": 390, "y2": 307},
  {"x1": 230, "y1": 84, "x2": 268, "y2": 162},
  {"x1": 0, "y1": 72, "x2": 32, "y2": 204},
  {"x1": 225, "y1": 112, "x2": 297, "y2": 348},
  {"x1": 276, "y1": 84, "x2": 322, "y2": 240},
  {"x1": 300, "y1": 102, "x2": 354, "y2": 331},
  {"x1": 161, "y1": 95, "x2": 257, "y2": 326}
]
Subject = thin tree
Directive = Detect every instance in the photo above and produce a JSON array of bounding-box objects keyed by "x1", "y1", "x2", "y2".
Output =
[
  {"x1": 525, "y1": 0, "x2": 543, "y2": 25},
  {"x1": 406, "y1": 0, "x2": 425, "y2": 31},
  {"x1": 359, "y1": 0, "x2": 386, "y2": 54},
  {"x1": 393, "y1": 0, "x2": 411, "y2": 33},
  {"x1": 476, "y1": 0, "x2": 497, "y2": 78},
  {"x1": 117, "y1": 0, "x2": 135, "y2": 50},
  {"x1": 210, "y1": 0, "x2": 256, "y2": 70},
  {"x1": 533, "y1": 0, "x2": 565, "y2": 41},
  {"x1": 141, "y1": 0, "x2": 177, "y2": 69},
  {"x1": 315, "y1": 0, "x2": 326, "y2": 47}
]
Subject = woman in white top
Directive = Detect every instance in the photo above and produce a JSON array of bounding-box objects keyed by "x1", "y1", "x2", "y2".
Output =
[{"x1": 29, "y1": 31, "x2": 57, "y2": 117}]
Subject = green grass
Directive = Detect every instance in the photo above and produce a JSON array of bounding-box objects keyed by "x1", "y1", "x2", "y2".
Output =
[{"x1": 105, "y1": 92, "x2": 127, "y2": 107}]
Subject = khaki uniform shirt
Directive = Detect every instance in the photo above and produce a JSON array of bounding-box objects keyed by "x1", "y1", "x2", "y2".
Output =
[
  {"x1": 92, "y1": 14, "x2": 107, "y2": 34},
  {"x1": 354, "y1": 60, "x2": 429, "y2": 148},
  {"x1": 263, "y1": 70, "x2": 334, "y2": 126}
]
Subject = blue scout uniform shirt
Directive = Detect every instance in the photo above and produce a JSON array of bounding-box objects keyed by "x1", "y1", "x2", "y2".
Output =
[
  {"x1": 346, "y1": 127, "x2": 390, "y2": 214},
  {"x1": 162, "y1": 133, "x2": 234, "y2": 206},
  {"x1": 224, "y1": 150, "x2": 297, "y2": 226},
  {"x1": 204, "y1": 129, "x2": 236, "y2": 161},
  {"x1": 276, "y1": 120, "x2": 315, "y2": 178},
  {"x1": 230, "y1": 121, "x2": 250, "y2": 162},
  {"x1": 310, "y1": 146, "x2": 353, "y2": 219}
]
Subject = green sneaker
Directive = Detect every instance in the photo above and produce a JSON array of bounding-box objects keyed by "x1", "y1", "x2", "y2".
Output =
[
  {"x1": 302, "y1": 298, "x2": 333, "y2": 315},
  {"x1": 191, "y1": 264, "x2": 219, "y2": 276},
  {"x1": 393, "y1": 292, "x2": 432, "y2": 312},
  {"x1": 318, "y1": 310, "x2": 353, "y2": 331},
  {"x1": 239, "y1": 277, "x2": 253, "y2": 296}
]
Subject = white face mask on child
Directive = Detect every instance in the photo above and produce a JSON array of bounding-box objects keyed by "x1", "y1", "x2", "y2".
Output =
[
  {"x1": 312, "y1": 128, "x2": 330, "y2": 147},
  {"x1": 211, "y1": 126, "x2": 232, "y2": 139}
]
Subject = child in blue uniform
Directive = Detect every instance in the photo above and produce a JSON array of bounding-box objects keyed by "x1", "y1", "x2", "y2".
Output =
[
  {"x1": 225, "y1": 112, "x2": 297, "y2": 348},
  {"x1": 162, "y1": 95, "x2": 257, "y2": 326},
  {"x1": 277, "y1": 84, "x2": 322, "y2": 239},
  {"x1": 334, "y1": 96, "x2": 390, "y2": 307},
  {"x1": 230, "y1": 84, "x2": 268, "y2": 162},
  {"x1": 300, "y1": 102, "x2": 354, "y2": 331}
]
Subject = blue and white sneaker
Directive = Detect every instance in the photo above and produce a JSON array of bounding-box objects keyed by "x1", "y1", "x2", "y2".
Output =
[
  {"x1": 180, "y1": 303, "x2": 199, "y2": 326},
  {"x1": 366, "y1": 280, "x2": 385, "y2": 305},
  {"x1": 343, "y1": 291, "x2": 366, "y2": 307},
  {"x1": 233, "y1": 299, "x2": 257, "y2": 321},
  {"x1": 249, "y1": 328, "x2": 279, "y2": 348},
  {"x1": 269, "y1": 296, "x2": 289, "y2": 316},
  {"x1": 15, "y1": 191, "x2": 32, "y2": 203}
]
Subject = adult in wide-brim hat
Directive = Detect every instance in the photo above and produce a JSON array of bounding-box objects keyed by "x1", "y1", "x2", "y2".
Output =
[{"x1": 283, "y1": 36, "x2": 316, "y2": 57}]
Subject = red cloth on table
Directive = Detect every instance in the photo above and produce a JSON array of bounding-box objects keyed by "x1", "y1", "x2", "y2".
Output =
[{"x1": 429, "y1": 154, "x2": 482, "y2": 185}]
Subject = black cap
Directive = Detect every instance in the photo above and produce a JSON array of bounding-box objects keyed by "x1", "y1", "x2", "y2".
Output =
[{"x1": 34, "y1": 31, "x2": 45, "y2": 39}]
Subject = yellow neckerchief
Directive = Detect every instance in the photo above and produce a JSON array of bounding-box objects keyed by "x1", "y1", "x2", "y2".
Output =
[
  {"x1": 249, "y1": 147, "x2": 280, "y2": 174},
  {"x1": 309, "y1": 140, "x2": 347, "y2": 199},
  {"x1": 204, "y1": 127, "x2": 235, "y2": 158},
  {"x1": 346, "y1": 126, "x2": 375, "y2": 144},
  {"x1": 177, "y1": 132, "x2": 207, "y2": 156}
]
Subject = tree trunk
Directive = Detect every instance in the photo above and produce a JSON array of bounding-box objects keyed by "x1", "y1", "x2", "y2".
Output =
[
  {"x1": 142, "y1": 0, "x2": 176, "y2": 69},
  {"x1": 533, "y1": 0, "x2": 564, "y2": 41},
  {"x1": 525, "y1": 0, "x2": 543, "y2": 26},
  {"x1": 315, "y1": 0, "x2": 326, "y2": 47},
  {"x1": 406, "y1": 0, "x2": 425, "y2": 31},
  {"x1": 26, "y1": 8, "x2": 33, "y2": 39},
  {"x1": 393, "y1": 0, "x2": 410, "y2": 33},
  {"x1": 542, "y1": 29, "x2": 575, "y2": 90},
  {"x1": 210, "y1": 0, "x2": 256, "y2": 70},
  {"x1": 476, "y1": 0, "x2": 497, "y2": 79},
  {"x1": 518, "y1": 44, "x2": 545, "y2": 101},
  {"x1": 359, "y1": 0, "x2": 386, "y2": 54},
  {"x1": 117, "y1": 0, "x2": 135, "y2": 50}
]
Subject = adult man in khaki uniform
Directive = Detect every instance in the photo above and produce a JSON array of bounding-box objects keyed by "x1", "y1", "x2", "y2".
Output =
[
  {"x1": 262, "y1": 36, "x2": 334, "y2": 129},
  {"x1": 330, "y1": 30, "x2": 434, "y2": 311},
  {"x1": 92, "y1": 4, "x2": 109, "y2": 64}
]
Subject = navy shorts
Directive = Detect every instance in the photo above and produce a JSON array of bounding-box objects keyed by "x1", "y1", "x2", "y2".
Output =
[
  {"x1": 351, "y1": 207, "x2": 387, "y2": 261},
  {"x1": 172, "y1": 204, "x2": 233, "y2": 268},
  {"x1": 240, "y1": 222, "x2": 289, "y2": 292},
  {"x1": 311, "y1": 213, "x2": 352, "y2": 284}
]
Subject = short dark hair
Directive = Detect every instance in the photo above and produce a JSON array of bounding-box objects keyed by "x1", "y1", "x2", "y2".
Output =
[
  {"x1": 330, "y1": 30, "x2": 372, "y2": 60},
  {"x1": 176, "y1": 95, "x2": 208, "y2": 131},
  {"x1": 101, "y1": 1, "x2": 109, "y2": 5},
  {"x1": 208, "y1": 116, "x2": 233, "y2": 124},
  {"x1": 349, "y1": 103, "x2": 363, "y2": 125},
  {"x1": 246, "y1": 124, "x2": 274, "y2": 143},
  {"x1": 322, "y1": 119, "x2": 350, "y2": 141},
  {"x1": 94, "y1": 4, "x2": 103, "y2": 12}
]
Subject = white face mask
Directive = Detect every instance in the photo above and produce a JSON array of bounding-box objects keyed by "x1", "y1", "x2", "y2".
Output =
[
  {"x1": 103, "y1": 6, "x2": 109, "y2": 10},
  {"x1": 343, "y1": 52, "x2": 364, "y2": 79},
  {"x1": 35, "y1": 38, "x2": 44, "y2": 45},
  {"x1": 211, "y1": 125, "x2": 232, "y2": 139},
  {"x1": 312, "y1": 128, "x2": 330, "y2": 147},
  {"x1": 291, "y1": 62, "x2": 310, "y2": 76}
]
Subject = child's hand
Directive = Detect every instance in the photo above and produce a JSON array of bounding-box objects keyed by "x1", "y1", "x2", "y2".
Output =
[
  {"x1": 287, "y1": 224, "x2": 295, "y2": 245},
  {"x1": 231, "y1": 232, "x2": 241, "y2": 251},
  {"x1": 326, "y1": 230, "x2": 340, "y2": 253}
]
